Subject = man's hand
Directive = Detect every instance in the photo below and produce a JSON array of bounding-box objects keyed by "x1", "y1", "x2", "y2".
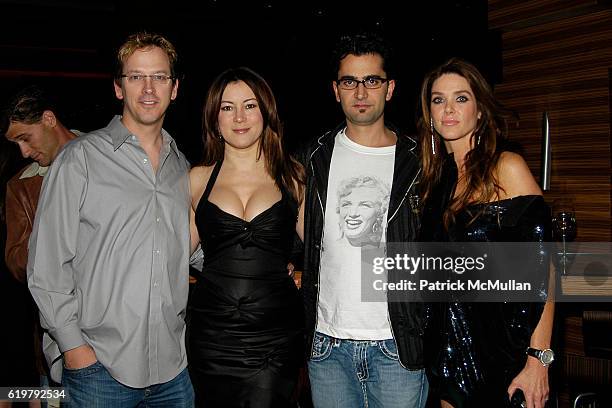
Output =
[{"x1": 63, "y1": 344, "x2": 97, "y2": 370}]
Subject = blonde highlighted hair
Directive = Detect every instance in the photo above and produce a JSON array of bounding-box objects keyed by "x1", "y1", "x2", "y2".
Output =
[{"x1": 114, "y1": 32, "x2": 178, "y2": 86}]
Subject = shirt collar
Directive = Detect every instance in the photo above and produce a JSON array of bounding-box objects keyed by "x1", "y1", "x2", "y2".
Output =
[
  {"x1": 108, "y1": 115, "x2": 132, "y2": 150},
  {"x1": 107, "y1": 115, "x2": 180, "y2": 157},
  {"x1": 161, "y1": 129, "x2": 181, "y2": 158},
  {"x1": 19, "y1": 129, "x2": 84, "y2": 179},
  {"x1": 19, "y1": 162, "x2": 48, "y2": 179}
]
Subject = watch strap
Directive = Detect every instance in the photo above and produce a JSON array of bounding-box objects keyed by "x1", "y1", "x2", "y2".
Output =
[
  {"x1": 526, "y1": 347, "x2": 542, "y2": 359},
  {"x1": 526, "y1": 347, "x2": 554, "y2": 366}
]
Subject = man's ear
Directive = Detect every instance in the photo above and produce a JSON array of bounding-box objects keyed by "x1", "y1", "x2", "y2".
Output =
[
  {"x1": 332, "y1": 81, "x2": 341, "y2": 103},
  {"x1": 114, "y1": 80, "x2": 124, "y2": 101},
  {"x1": 385, "y1": 80, "x2": 396, "y2": 102},
  {"x1": 42, "y1": 110, "x2": 57, "y2": 128},
  {"x1": 171, "y1": 78, "x2": 179, "y2": 101}
]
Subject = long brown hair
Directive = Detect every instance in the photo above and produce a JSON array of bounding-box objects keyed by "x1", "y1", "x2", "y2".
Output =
[
  {"x1": 201, "y1": 67, "x2": 304, "y2": 202},
  {"x1": 418, "y1": 58, "x2": 514, "y2": 226}
]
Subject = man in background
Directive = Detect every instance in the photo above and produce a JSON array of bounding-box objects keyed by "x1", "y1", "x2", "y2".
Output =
[
  {"x1": 2, "y1": 85, "x2": 79, "y2": 407},
  {"x1": 4, "y1": 85, "x2": 79, "y2": 283}
]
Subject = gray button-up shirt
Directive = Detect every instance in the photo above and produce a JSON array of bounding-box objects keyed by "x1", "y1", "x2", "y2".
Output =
[{"x1": 27, "y1": 116, "x2": 191, "y2": 388}]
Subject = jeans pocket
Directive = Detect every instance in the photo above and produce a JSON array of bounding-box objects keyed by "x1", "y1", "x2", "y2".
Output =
[
  {"x1": 63, "y1": 360, "x2": 103, "y2": 377},
  {"x1": 310, "y1": 332, "x2": 332, "y2": 362},
  {"x1": 379, "y1": 339, "x2": 399, "y2": 361}
]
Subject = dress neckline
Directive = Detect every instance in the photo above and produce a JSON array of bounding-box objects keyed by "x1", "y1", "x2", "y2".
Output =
[
  {"x1": 199, "y1": 160, "x2": 285, "y2": 224},
  {"x1": 465, "y1": 194, "x2": 543, "y2": 209},
  {"x1": 205, "y1": 199, "x2": 284, "y2": 224}
]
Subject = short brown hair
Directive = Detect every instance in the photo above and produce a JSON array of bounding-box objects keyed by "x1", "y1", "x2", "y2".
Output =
[
  {"x1": 1, "y1": 85, "x2": 56, "y2": 136},
  {"x1": 114, "y1": 32, "x2": 178, "y2": 85}
]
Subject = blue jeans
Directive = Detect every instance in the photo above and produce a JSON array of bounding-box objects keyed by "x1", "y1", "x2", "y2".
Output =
[
  {"x1": 62, "y1": 361, "x2": 194, "y2": 408},
  {"x1": 308, "y1": 332, "x2": 428, "y2": 408}
]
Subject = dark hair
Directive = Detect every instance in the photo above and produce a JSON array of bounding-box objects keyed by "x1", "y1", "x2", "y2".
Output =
[
  {"x1": 331, "y1": 32, "x2": 394, "y2": 78},
  {"x1": 201, "y1": 67, "x2": 304, "y2": 202},
  {"x1": 1, "y1": 85, "x2": 56, "y2": 135},
  {"x1": 114, "y1": 32, "x2": 178, "y2": 86},
  {"x1": 418, "y1": 58, "x2": 515, "y2": 226}
]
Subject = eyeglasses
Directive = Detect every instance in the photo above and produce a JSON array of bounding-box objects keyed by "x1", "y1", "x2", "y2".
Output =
[
  {"x1": 120, "y1": 74, "x2": 174, "y2": 84},
  {"x1": 335, "y1": 76, "x2": 389, "y2": 90}
]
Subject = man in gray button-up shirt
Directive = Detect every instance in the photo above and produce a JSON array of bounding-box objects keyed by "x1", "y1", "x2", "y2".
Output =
[{"x1": 27, "y1": 33, "x2": 194, "y2": 406}]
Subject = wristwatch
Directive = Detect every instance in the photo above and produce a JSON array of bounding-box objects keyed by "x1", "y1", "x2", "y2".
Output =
[{"x1": 526, "y1": 347, "x2": 555, "y2": 367}]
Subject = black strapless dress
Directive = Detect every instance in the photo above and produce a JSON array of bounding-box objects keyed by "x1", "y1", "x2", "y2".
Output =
[
  {"x1": 188, "y1": 161, "x2": 304, "y2": 408},
  {"x1": 420, "y1": 154, "x2": 551, "y2": 407}
]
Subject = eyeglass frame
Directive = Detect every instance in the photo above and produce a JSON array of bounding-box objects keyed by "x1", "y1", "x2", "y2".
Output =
[
  {"x1": 119, "y1": 73, "x2": 176, "y2": 84},
  {"x1": 334, "y1": 75, "x2": 390, "y2": 90}
]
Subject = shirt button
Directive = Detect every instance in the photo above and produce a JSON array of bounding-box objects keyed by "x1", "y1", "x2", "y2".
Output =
[
  {"x1": 154, "y1": 250, "x2": 160, "y2": 255},
  {"x1": 156, "y1": 217, "x2": 160, "y2": 222},
  {"x1": 153, "y1": 282, "x2": 158, "y2": 287},
  {"x1": 143, "y1": 158, "x2": 148, "y2": 164}
]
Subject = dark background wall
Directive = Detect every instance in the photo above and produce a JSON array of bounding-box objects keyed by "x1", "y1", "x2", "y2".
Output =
[{"x1": 0, "y1": 0, "x2": 496, "y2": 164}]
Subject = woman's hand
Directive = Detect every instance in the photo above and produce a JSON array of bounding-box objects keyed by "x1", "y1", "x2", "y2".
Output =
[
  {"x1": 507, "y1": 357, "x2": 549, "y2": 408},
  {"x1": 287, "y1": 262, "x2": 295, "y2": 277}
]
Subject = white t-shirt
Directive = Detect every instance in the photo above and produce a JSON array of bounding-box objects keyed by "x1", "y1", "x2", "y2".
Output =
[{"x1": 316, "y1": 128, "x2": 395, "y2": 340}]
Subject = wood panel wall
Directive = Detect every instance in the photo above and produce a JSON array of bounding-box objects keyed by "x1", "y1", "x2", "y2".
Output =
[
  {"x1": 488, "y1": 3, "x2": 612, "y2": 406},
  {"x1": 488, "y1": 0, "x2": 612, "y2": 241}
]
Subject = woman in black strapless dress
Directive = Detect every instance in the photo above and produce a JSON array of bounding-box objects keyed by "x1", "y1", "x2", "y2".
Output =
[
  {"x1": 187, "y1": 67, "x2": 305, "y2": 407},
  {"x1": 416, "y1": 59, "x2": 554, "y2": 408}
]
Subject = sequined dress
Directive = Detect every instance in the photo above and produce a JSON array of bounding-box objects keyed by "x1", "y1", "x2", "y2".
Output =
[
  {"x1": 188, "y1": 161, "x2": 304, "y2": 407},
  {"x1": 420, "y1": 154, "x2": 551, "y2": 407}
]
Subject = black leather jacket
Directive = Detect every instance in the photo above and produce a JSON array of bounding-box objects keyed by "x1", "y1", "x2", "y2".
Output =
[{"x1": 300, "y1": 124, "x2": 427, "y2": 369}]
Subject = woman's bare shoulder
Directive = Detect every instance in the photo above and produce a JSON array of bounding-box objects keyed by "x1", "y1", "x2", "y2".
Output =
[
  {"x1": 189, "y1": 165, "x2": 215, "y2": 206},
  {"x1": 496, "y1": 151, "x2": 542, "y2": 199},
  {"x1": 190, "y1": 164, "x2": 214, "y2": 179}
]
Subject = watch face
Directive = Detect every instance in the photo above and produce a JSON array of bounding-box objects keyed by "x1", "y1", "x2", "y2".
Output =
[{"x1": 541, "y1": 349, "x2": 555, "y2": 364}]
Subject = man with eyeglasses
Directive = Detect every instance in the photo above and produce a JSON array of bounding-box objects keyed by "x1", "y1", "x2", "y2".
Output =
[
  {"x1": 27, "y1": 32, "x2": 194, "y2": 406},
  {"x1": 300, "y1": 32, "x2": 428, "y2": 407}
]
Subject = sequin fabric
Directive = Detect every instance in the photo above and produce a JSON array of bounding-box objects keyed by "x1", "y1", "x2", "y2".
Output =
[{"x1": 420, "y1": 154, "x2": 551, "y2": 402}]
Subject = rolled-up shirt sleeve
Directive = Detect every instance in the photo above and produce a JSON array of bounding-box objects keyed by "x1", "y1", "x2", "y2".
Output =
[{"x1": 27, "y1": 143, "x2": 87, "y2": 353}]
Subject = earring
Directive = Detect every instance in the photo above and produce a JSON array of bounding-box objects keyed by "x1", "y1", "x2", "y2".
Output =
[
  {"x1": 476, "y1": 133, "x2": 481, "y2": 146},
  {"x1": 430, "y1": 117, "x2": 436, "y2": 155},
  {"x1": 372, "y1": 216, "x2": 384, "y2": 234}
]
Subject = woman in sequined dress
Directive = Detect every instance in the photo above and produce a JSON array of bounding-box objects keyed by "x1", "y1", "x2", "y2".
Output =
[{"x1": 417, "y1": 58, "x2": 554, "y2": 408}]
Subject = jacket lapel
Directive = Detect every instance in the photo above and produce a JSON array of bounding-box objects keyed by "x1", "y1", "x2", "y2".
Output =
[
  {"x1": 310, "y1": 124, "x2": 343, "y2": 213},
  {"x1": 388, "y1": 134, "x2": 419, "y2": 220}
]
